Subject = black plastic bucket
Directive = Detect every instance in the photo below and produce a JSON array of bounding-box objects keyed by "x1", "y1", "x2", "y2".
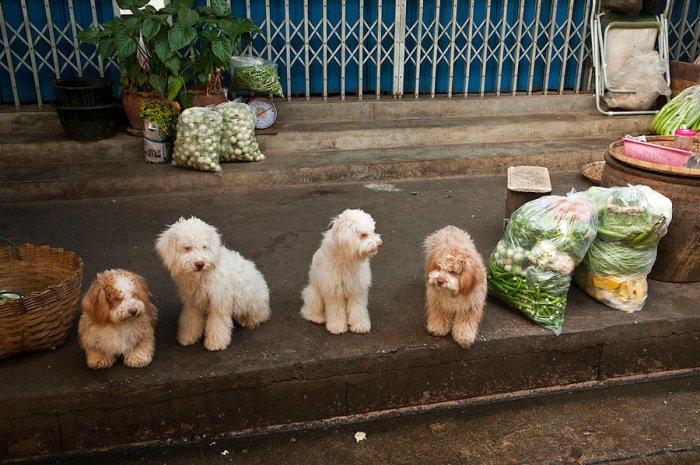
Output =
[
  {"x1": 53, "y1": 78, "x2": 114, "y2": 107},
  {"x1": 54, "y1": 102, "x2": 123, "y2": 141}
]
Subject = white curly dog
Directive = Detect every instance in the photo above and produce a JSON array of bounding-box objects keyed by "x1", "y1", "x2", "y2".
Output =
[
  {"x1": 300, "y1": 209, "x2": 382, "y2": 334},
  {"x1": 156, "y1": 216, "x2": 270, "y2": 351}
]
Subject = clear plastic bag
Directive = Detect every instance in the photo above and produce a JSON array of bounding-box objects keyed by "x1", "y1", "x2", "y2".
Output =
[
  {"x1": 487, "y1": 191, "x2": 598, "y2": 334},
  {"x1": 214, "y1": 102, "x2": 265, "y2": 162},
  {"x1": 231, "y1": 55, "x2": 284, "y2": 97},
  {"x1": 172, "y1": 107, "x2": 223, "y2": 172},
  {"x1": 574, "y1": 185, "x2": 672, "y2": 313},
  {"x1": 604, "y1": 50, "x2": 671, "y2": 110}
]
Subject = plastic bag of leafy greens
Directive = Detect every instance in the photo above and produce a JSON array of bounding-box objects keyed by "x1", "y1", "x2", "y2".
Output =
[
  {"x1": 214, "y1": 102, "x2": 265, "y2": 162},
  {"x1": 172, "y1": 107, "x2": 223, "y2": 173},
  {"x1": 231, "y1": 55, "x2": 284, "y2": 97},
  {"x1": 487, "y1": 190, "x2": 598, "y2": 334},
  {"x1": 574, "y1": 185, "x2": 672, "y2": 313}
]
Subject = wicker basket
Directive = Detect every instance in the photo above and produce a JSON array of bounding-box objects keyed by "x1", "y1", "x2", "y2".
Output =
[
  {"x1": 0, "y1": 242, "x2": 84, "y2": 359},
  {"x1": 581, "y1": 160, "x2": 605, "y2": 184}
]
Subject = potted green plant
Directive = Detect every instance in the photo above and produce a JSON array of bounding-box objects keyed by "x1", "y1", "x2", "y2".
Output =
[
  {"x1": 78, "y1": 0, "x2": 261, "y2": 129},
  {"x1": 139, "y1": 99, "x2": 180, "y2": 163},
  {"x1": 163, "y1": 0, "x2": 261, "y2": 107}
]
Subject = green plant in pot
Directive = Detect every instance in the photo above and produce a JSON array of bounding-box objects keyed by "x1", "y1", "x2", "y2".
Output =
[
  {"x1": 163, "y1": 0, "x2": 261, "y2": 108},
  {"x1": 139, "y1": 99, "x2": 180, "y2": 163},
  {"x1": 78, "y1": 0, "x2": 179, "y2": 132},
  {"x1": 78, "y1": 0, "x2": 262, "y2": 125}
]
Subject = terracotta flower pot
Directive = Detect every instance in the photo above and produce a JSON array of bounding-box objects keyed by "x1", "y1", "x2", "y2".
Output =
[
  {"x1": 121, "y1": 92, "x2": 151, "y2": 135},
  {"x1": 189, "y1": 90, "x2": 227, "y2": 107}
]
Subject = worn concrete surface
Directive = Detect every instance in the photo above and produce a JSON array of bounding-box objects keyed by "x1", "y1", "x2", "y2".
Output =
[
  {"x1": 18, "y1": 376, "x2": 700, "y2": 465},
  {"x1": 0, "y1": 94, "x2": 652, "y2": 202},
  {"x1": 1, "y1": 172, "x2": 698, "y2": 460}
]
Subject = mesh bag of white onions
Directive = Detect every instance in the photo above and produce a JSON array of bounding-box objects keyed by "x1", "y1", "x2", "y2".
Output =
[
  {"x1": 172, "y1": 107, "x2": 223, "y2": 172},
  {"x1": 215, "y1": 102, "x2": 265, "y2": 162}
]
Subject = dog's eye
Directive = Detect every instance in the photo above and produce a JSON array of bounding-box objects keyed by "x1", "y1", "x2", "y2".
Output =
[
  {"x1": 183, "y1": 246, "x2": 193, "y2": 252},
  {"x1": 203, "y1": 245, "x2": 208, "y2": 250},
  {"x1": 360, "y1": 233, "x2": 368, "y2": 239}
]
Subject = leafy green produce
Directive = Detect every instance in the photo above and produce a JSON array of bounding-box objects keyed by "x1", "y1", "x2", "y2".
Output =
[
  {"x1": 231, "y1": 56, "x2": 284, "y2": 97},
  {"x1": 487, "y1": 192, "x2": 598, "y2": 334},
  {"x1": 574, "y1": 186, "x2": 672, "y2": 313},
  {"x1": 649, "y1": 85, "x2": 700, "y2": 135}
]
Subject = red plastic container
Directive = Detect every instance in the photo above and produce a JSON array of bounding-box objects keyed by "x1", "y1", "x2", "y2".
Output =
[{"x1": 622, "y1": 139, "x2": 692, "y2": 167}]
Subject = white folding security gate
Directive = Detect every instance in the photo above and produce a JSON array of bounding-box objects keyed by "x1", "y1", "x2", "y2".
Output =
[{"x1": 1, "y1": 0, "x2": 699, "y2": 107}]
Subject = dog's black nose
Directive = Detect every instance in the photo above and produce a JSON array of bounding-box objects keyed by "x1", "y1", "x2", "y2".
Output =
[
  {"x1": 128, "y1": 308, "x2": 138, "y2": 316},
  {"x1": 194, "y1": 261, "x2": 205, "y2": 271}
]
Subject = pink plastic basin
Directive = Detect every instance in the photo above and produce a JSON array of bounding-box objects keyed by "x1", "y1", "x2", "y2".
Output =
[{"x1": 623, "y1": 139, "x2": 692, "y2": 167}]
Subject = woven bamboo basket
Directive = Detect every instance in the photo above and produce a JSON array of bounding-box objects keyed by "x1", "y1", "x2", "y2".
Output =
[{"x1": 0, "y1": 242, "x2": 84, "y2": 359}]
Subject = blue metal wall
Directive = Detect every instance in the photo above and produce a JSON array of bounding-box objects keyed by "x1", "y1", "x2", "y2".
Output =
[
  {"x1": 1, "y1": 0, "x2": 699, "y2": 105},
  {"x1": 0, "y1": 0, "x2": 117, "y2": 104}
]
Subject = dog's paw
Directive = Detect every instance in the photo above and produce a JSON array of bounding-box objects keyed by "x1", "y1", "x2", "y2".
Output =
[
  {"x1": 300, "y1": 306, "x2": 326, "y2": 325},
  {"x1": 349, "y1": 319, "x2": 371, "y2": 334},
  {"x1": 325, "y1": 320, "x2": 348, "y2": 335},
  {"x1": 451, "y1": 325, "x2": 477, "y2": 349},
  {"x1": 177, "y1": 333, "x2": 200, "y2": 346},
  {"x1": 204, "y1": 336, "x2": 230, "y2": 351},
  {"x1": 86, "y1": 352, "x2": 116, "y2": 370},
  {"x1": 124, "y1": 351, "x2": 153, "y2": 368}
]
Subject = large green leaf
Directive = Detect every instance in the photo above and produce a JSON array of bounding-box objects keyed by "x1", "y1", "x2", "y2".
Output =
[
  {"x1": 97, "y1": 39, "x2": 116, "y2": 59},
  {"x1": 212, "y1": 38, "x2": 233, "y2": 66},
  {"x1": 179, "y1": 91, "x2": 195, "y2": 110},
  {"x1": 114, "y1": 29, "x2": 138, "y2": 59},
  {"x1": 223, "y1": 18, "x2": 261, "y2": 39},
  {"x1": 168, "y1": 23, "x2": 197, "y2": 50},
  {"x1": 167, "y1": 76, "x2": 185, "y2": 101},
  {"x1": 155, "y1": 37, "x2": 173, "y2": 62},
  {"x1": 149, "y1": 74, "x2": 167, "y2": 96},
  {"x1": 124, "y1": 17, "x2": 142, "y2": 36},
  {"x1": 164, "y1": 56, "x2": 181, "y2": 75},
  {"x1": 142, "y1": 18, "x2": 161, "y2": 40},
  {"x1": 77, "y1": 26, "x2": 100, "y2": 44},
  {"x1": 211, "y1": 0, "x2": 231, "y2": 17},
  {"x1": 177, "y1": 7, "x2": 200, "y2": 28}
]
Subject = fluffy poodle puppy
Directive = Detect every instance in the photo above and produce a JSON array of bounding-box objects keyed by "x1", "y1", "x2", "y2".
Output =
[
  {"x1": 300, "y1": 209, "x2": 382, "y2": 334},
  {"x1": 79, "y1": 269, "x2": 157, "y2": 369},
  {"x1": 155, "y1": 216, "x2": 270, "y2": 351},
  {"x1": 424, "y1": 225, "x2": 487, "y2": 348}
]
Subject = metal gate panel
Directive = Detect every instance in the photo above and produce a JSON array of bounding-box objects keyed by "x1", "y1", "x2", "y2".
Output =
[
  {"x1": 0, "y1": 0, "x2": 116, "y2": 107},
  {"x1": 2, "y1": 0, "x2": 700, "y2": 106}
]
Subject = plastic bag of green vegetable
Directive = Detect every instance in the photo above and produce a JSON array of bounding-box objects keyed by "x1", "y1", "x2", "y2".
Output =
[
  {"x1": 487, "y1": 191, "x2": 598, "y2": 334},
  {"x1": 231, "y1": 55, "x2": 284, "y2": 97},
  {"x1": 214, "y1": 102, "x2": 265, "y2": 162},
  {"x1": 650, "y1": 85, "x2": 700, "y2": 135},
  {"x1": 573, "y1": 185, "x2": 672, "y2": 313},
  {"x1": 172, "y1": 107, "x2": 223, "y2": 173}
]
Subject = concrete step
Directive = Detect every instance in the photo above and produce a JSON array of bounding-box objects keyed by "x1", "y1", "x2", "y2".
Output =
[
  {"x1": 264, "y1": 111, "x2": 650, "y2": 154},
  {"x1": 31, "y1": 375, "x2": 700, "y2": 465},
  {"x1": 0, "y1": 137, "x2": 613, "y2": 202},
  {"x1": 274, "y1": 93, "x2": 599, "y2": 123},
  {"x1": 1, "y1": 95, "x2": 651, "y2": 164},
  {"x1": 0, "y1": 107, "x2": 62, "y2": 135},
  {"x1": 1, "y1": 173, "x2": 699, "y2": 461}
]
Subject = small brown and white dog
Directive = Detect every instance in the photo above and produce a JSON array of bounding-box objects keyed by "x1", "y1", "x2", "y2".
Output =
[
  {"x1": 300, "y1": 209, "x2": 382, "y2": 334},
  {"x1": 78, "y1": 269, "x2": 157, "y2": 369},
  {"x1": 424, "y1": 226, "x2": 487, "y2": 348}
]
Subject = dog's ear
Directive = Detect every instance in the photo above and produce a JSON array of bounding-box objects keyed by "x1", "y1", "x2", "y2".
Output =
[
  {"x1": 131, "y1": 272, "x2": 151, "y2": 302},
  {"x1": 425, "y1": 251, "x2": 439, "y2": 278},
  {"x1": 330, "y1": 216, "x2": 355, "y2": 249},
  {"x1": 82, "y1": 274, "x2": 111, "y2": 325},
  {"x1": 457, "y1": 258, "x2": 484, "y2": 296},
  {"x1": 155, "y1": 225, "x2": 177, "y2": 270}
]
